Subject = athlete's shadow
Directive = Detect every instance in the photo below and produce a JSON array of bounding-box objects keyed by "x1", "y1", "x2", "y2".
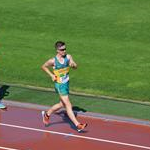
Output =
[
  {"x1": 46, "y1": 106, "x2": 88, "y2": 133},
  {"x1": 72, "y1": 106, "x2": 87, "y2": 113}
]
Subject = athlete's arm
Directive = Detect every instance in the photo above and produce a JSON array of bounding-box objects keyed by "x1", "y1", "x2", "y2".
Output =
[
  {"x1": 67, "y1": 54, "x2": 77, "y2": 69},
  {"x1": 41, "y1": 58, "x2": 56, "y2": 81}
]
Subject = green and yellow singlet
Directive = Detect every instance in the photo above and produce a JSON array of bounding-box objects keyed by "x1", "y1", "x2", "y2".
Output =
[
  {"x1": 53, "y1": 55, "x2": 70, "y2": 96},
  {"x1": 53, "y1": 55, "x2": 70, "y2": 84}
]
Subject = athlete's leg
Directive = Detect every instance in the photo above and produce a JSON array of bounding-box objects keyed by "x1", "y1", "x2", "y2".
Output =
[
  {"x1": 42, "y1": 101, "x2": 64, "y2": 125},
  {"x1": 47, "y1": 101, "x2": 64, "y2": 116},
  {"x1": 60, "y1": 95, "x2": 79, "y2": 126},
  {"x1": 53, "y1": 82, "x2": 87, "y2": 131}
]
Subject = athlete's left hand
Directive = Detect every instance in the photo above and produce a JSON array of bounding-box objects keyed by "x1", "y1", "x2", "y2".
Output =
[{"x1": 70, "y1": 62, "x2": 77, "y2": 69}]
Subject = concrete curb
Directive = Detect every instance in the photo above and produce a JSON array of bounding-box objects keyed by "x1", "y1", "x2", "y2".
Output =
[
  {"x1": 1, "y1": 82, "x2": 150, "y2": 106},
  {"x1": 3, "y1": 100, "x2": 150, "y2": 127}
]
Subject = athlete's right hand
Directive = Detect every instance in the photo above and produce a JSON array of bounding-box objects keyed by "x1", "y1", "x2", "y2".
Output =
[{"x1": 51, "y1": 74, "x2": 57, "y2": 82}]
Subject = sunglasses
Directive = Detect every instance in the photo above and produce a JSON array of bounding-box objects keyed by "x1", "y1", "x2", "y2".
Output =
[{"x1": 58, "y1": 48, "x2": 66, "y2": 51}]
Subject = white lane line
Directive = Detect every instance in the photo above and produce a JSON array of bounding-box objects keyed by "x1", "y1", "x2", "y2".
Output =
[
  {"x1": 0, "y1": 146, "x2": 19, "y2": 150},
  {"x1": 0, "y1": 123, "x2": 150, "y2": 150}
]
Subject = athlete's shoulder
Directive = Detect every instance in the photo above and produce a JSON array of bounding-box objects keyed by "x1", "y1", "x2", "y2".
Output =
[
  {"x1": 48, "y1": 57, "x2": 55, "y2": 62},
  {"x1": 44, "y1": 57, "x2": 55, "y2": 66},
  {"x1": 66, "y1": 54, "x2": 72, "y2": 60}
]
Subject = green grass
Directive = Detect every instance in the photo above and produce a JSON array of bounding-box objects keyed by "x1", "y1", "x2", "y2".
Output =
[
  {"x1": 5, "y1": 86, "x2": 150, "y2": 121},
  {"x1": 0, "y1": 0, "x2": 150, "y2": 101}
]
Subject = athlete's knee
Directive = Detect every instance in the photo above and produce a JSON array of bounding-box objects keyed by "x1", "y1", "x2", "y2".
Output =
[
  {"x1": 64, "y1": 101, "x2": 72, "y2": 109},
  {"x1": 59, "y1": 101, "x2": 64, "y2": 108},
  {"x1": 60, "y1": 95, "x2": 72, "y2": 107}
]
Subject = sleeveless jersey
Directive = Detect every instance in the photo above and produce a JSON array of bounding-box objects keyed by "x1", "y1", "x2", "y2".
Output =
[{"x1": 53, "y1": 55, "x2": 70, "y2": 84}]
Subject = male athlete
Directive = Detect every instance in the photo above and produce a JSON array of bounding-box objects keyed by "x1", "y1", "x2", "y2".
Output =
[{"x1": 41, "y1": 41, "x2": 87, "y2": 132}]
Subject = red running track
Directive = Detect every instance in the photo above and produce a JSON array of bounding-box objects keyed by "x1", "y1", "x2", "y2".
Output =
[{"x1": 0, "y1": 106, "x2": 150, "y2": 150}]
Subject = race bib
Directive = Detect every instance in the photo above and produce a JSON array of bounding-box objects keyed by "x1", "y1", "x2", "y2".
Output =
[{"x1": 60, "y1": 74, "x2": 69, "y2": 83}]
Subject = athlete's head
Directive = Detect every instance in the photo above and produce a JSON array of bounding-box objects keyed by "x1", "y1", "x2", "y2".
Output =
[{"x1": 55, "y1": 41, "x2": 66, "y2": 56}]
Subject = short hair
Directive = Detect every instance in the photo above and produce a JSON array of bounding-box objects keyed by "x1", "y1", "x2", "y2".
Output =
[{"x1": 55, "y1": 41, "x2": 65, "y2": 49}]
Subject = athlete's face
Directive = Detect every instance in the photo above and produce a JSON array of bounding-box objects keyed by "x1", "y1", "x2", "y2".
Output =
[{"x1": 57, "y1": 45, "x2": 66, "y2": 56}]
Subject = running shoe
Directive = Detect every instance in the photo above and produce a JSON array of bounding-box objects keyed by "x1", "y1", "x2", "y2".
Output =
[
  {"x1": 0, "y1": 103, "x2": 7, "y2": 111},
  {"x1": 41, "y1": 111, "x2": 50, "y2": 125},
  {"x1": 76, "y1": 123, "x2": 87, "y2": 132}
]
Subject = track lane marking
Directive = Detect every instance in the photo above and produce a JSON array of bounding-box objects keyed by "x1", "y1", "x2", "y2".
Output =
[
  {"x1": 0, "y1": 123, "x2": 150, "y2": 150},
  {"x1": 0, "y1": 146, "x2": 19, "y2": 150}
]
